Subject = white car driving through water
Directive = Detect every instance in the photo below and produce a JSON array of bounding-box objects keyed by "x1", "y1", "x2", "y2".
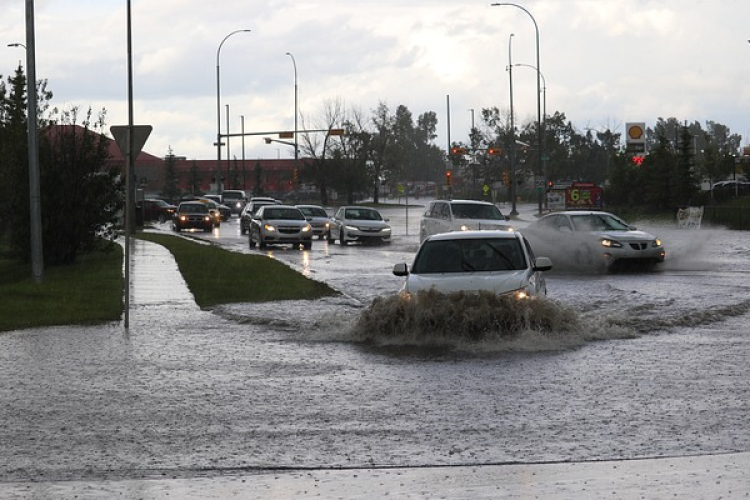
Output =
[
  {"x1": 522, "y1": 210, "x2": 665, "y2": 272},
  {"x1": 393, "y1": 230, "x2": 552, "y2": 299}
]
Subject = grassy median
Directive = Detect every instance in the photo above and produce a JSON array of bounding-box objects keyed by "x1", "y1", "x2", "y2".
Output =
[
  {"x1": 0, "y1": 233, "x2": 338, "y2": 332},
  {"x1": 0, "y1": 242, "x2": 125, "y2": 332},
  {"x1": 137, "y1": 232, "x2": 338, "y2": 307}
]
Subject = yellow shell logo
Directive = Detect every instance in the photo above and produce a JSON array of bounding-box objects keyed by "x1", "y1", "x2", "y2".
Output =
[{"x1": 628, "y1": 125, "x2": 644, "y2": 140}]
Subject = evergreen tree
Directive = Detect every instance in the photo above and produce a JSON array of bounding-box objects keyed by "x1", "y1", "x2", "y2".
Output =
[{"x1": 160, "y1": 147, "x2": 181, "y2": 203}]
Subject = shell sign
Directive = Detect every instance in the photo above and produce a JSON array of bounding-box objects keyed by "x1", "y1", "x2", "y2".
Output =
[{"x1": 626, "y1": 122, "x2": 646, "y2": 144}]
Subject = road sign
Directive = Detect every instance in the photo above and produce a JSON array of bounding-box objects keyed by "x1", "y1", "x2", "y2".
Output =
[
  {"x1": 111, "y1": 125, "x2": 153, "y2": 158},
  {"x1": 279, "y1": 131, "x2": 294, "y2": 139}
]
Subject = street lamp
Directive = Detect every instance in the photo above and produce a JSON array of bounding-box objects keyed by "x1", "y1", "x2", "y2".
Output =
[
  {"x1": 491, "y1": 2, "x2": 544, "y2": 214},
  {"x1": 515, "y1": 62, "x2": 547, "y2": 197},
  {"x1": 508, "y1": 34, "x2": 518, "y2": 216},
  {"x1": 286, "y1": 52, "x2": 298, "y2": 200},
  {"x1": 216, "y1": 29, "x2": 250, "y2": 194},
  {"x1": 9, "y1": 30, "x2": 43, "y2": 283}
]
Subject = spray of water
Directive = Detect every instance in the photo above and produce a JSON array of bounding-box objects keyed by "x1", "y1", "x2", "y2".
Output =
[{"x1": 350, "y1": 289, "x2": 591, "y2": 350}]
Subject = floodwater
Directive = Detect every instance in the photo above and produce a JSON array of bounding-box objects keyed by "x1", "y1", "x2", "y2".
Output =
[{"x1": 1, "y1": 204, "x2": 750, "y2": 497}]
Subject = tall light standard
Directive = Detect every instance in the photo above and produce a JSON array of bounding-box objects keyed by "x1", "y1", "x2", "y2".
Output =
[
  {"x1": 508, "y1": 34, "x2": 518, "y2": 215},
  {"x1": 216, "y1": 29, "x2": 250, "y2": 194},
  {"x1": 10, "y1": 3, "x2": 43, "y2": 284},
  {"x1": 286, "y1": 52, "x2": 298, "y2": 200},
  {"x1": 491, "y1": 2, "x2": 544, "y2": 215},
  {"x1": 515, "y1": 62, "x2": 547, "y2": 196}
]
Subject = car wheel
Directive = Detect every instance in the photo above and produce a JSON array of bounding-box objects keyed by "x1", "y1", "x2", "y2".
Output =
[
  {"x1": 258, "y1": 235, "x2": 267, "y2": 249},
  {"x1": 158, "y1": 213, "x2": 166, "y2": 223},
  {"x1": 248, "y1": 233, "x2": 256, "y2": 248},
  {"x1": 326, "y1": 230, "x2": 334, "y2": 242},
  {"x1": 241, "y1": 223, "x2": 247, "y2": 235},
  {"x1": 339, "y1": 229, "x2": 347, "y2": 245},
  {"x1": 303, "y1": 241, "x2": 312, "y2": 250}
]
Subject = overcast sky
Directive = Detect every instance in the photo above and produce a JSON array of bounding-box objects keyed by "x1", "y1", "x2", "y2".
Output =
[{"x1": 2, "y1": 0, "x2": 750, "y2": 162}]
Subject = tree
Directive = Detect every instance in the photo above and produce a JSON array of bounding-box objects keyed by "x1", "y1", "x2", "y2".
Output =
[
  {"x1": 1, "y1": 67, "x2": 122, "y2": 265},
  {"x1": 187, "y1": 160, "x2": 203, "y2": 198},
  {"x1": 160, "y1": 147, "x2": 181, "y2": 203}
]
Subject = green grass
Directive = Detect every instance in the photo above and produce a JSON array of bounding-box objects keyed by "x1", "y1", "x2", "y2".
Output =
[
  {"x1": 136, "y1": 232, "x2": 339, "y2": 307},
  {"x1": 0, "y1": 243, "x2": 124, "y2": 332}
]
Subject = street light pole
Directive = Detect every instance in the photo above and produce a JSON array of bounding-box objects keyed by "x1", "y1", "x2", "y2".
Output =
[
  {"x1": 216, "y1": 29, "x2": 250, "y2": 194},
  {"x1": 508, "y1": 34, "x2": 517, "y2": 216},
  {"x1": 11, "y1": 2, "x2": 43, "y2": 284},
  {"x1": 515, "y1": 62, "x2": 547, "y2": 195},
  {"x1": 491, "y1": 2, "x2": 543, "y2": 214},
  {"x1": 286, "y1": 52, "x2": 298, "y2": 201}
]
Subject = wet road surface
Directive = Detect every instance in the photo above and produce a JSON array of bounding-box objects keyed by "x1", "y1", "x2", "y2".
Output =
[{"x1": 1, "y1": 203, "x2": 750, "y2": 498}]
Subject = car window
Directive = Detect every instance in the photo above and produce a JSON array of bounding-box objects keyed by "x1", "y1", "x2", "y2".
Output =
[
  {"x1": 439, "y1": 203, "x2": 451, "y2": 219},
  {"x1": 181, "y1": 203, "x2": 207, "y2": 213},
  {"x1": 264, "y1": 208, "x2": 304, "y2": 220},
  {"x1": 450, "y1": 203, "x2": 504, "y2": 220},
  {"x1": 412, "y1": 238, "x2": 525, "y2": 274},
  {"x1": 298, "y1": 207, "x2": 327, "y2": 217},
  {"x1": 345, "y1": 209, "x2": 381, "y2": 221},
  {"x1": 571, "y1": 214, "x2": 630, "y2": 231},
  {"x1": 423, "y1": 203, "x2": 434, "y2": 218}
]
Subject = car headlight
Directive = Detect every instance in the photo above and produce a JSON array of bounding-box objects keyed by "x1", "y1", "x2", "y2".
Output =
[
  {"x1": 653, "y1": 239, "x2": 662, "y2": 247},
  {"x1": 203, "y1": 216, "x2": 211, "y2": 222},
  {"x1": 345, "y1": 225, "x2": 358, "y2": 231},
  {"x1": 263, "y1": 224, "x2": 277, "y2": 232},
  {"x1": 382, "y1": 227, "x2": 391, "y2": 232},
  {"x1": 180, "y1": 215, "x2": 188, "y2": 222},
  {"x1": 601, "y1": 238, "x2": 622, "y2": 248},
  {"x1": 301, "y1": 224, "x2": 311, "y2": 233}
]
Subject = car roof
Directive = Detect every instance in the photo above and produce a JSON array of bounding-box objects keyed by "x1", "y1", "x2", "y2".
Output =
[
  {"x1": 424, "y1": 230, "x2": 519, "y2": 242},
  {"x1": 546, "y1": 210, "x2": 615, "y2": 217},
  {"x1": 445, "y1": 199, "x2": 496, "y2": 205},
  {"x1": 296, "y1": 204, "x2": 325, "y2": 209},
  {"x1": 260, "y1": 204, "x2": 298, "y2": 210}
]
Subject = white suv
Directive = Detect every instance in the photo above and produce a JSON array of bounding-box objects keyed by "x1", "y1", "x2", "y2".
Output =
[{"x1": 420, "y1": 199, "x2": 512, "y2": 242}]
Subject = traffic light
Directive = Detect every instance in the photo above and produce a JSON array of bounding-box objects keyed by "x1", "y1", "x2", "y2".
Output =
[
  {"x1": 293, "y1": 168, "x2": 300, "y2": 182},
  {"x1": 488, "y1": 147, "x2": 503, "y2": 156},
  {"x1": 631, "y1": 155, "x2": 644, "y2": 166},
  {"x1": 502, "y1": 170, "x2": 509, "y2": 186},
  {"x1": 445, "y1": 170, "x2": 452, "y2": 186},
  {"x1": 450, "y1": 146, "x2": 466, "y2": 156}
]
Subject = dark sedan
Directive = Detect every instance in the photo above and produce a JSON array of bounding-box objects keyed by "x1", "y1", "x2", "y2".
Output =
[{"x1": 172, "y1": 202, "x2": 213, "y2": 232}]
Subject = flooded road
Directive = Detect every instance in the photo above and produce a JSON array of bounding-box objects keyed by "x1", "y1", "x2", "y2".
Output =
[{"x1": 1, "y1": 203, "x2": 750, "y2": 493}]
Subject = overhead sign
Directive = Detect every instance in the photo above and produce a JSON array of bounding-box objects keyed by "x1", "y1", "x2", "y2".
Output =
[{"x1": 110, "y1": 125, "x2": 153, "y2": 159}]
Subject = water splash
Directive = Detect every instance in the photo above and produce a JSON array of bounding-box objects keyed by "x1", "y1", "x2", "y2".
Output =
[{"x1": 350, "y1": 289, "x2": 595, "y2": 351}]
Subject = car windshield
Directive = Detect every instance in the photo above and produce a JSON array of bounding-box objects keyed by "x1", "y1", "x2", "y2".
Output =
[
  {"x1": 450, "y1": 203, "x2": 504, "y2": 220},
  {"x1": 181, "y1": 203, "x2": 207, "y2": 214},
  {"x1": 222, "y1": 192, "x2": 243, "y2": 200},
  {"x1": 299, "y1": 207, "x2": 328, "y2": 217},
  {"x1": 570, "y1": 214, "x2": 631, "y2": 231},
  {"x1": 264, "y1": 208, "x2": 304, "y2": 220},
  {"x1": 344, "y1": 208, "x2": 382, "y2": 221},
  {"x1": 412, "y1": 237, "x2": 526, "y2": 274}
]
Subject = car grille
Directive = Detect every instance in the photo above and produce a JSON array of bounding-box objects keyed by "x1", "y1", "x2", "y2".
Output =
[
  {"x1": 278, "y1": 226, "x2": 301, "y2": 234},
  {"x1": 629, "y1": 242, "x2": 649, "y2": 250}
]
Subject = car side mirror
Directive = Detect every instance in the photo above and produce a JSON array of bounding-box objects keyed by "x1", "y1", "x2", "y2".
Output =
[
  {"x1": 533, "y1": 256, "x2": 553, "y2": 272},
  {"x1": 384, "y1": 218, "x2": 390, "y2": 222},
  {"x1": 392, "y1": 263, "x2": 409, "y2": 276},
  {"x1": 505, "y1": 216, "x2": 510, "y2": 221}
]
